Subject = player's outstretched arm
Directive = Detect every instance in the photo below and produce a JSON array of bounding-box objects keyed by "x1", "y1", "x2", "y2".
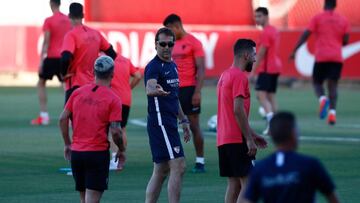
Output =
[
  {"x1": 146, "y1": 79, "x2": 170, "y2": 96},
  {"x1": 178, "y1": 101, "x2": 191, "y2": 143},
  {"x1": 130, "y1": 71, "x2": 142, "y2": 89},
  {"x1": 59, "y1": 109, "x2": 72, "y2": 161},
  {"x1": 290, "y1": 30, "x2": 311, "y2": 60},
  {"x1": 110, "y1": 121, "x2": 126, "y2": 171}
]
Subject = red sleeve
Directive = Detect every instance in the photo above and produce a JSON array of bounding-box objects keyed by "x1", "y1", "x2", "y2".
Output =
[
  {"x1": 308, "y1": 16, "x2": 317, "y2": 32},
  {"x1": 99, "y1": 32, "x2": 111, "y2": 51},
  {"x1": 192, "y1": 37, "x2": 205, "y2": 57},
  {"x1": 232, "y1": 75, "x2": 247, "y2": 99},
  {"x1": 42, "y1": 18, "x2": 50, "y2": 32},
  {"x1": 109, "y1": 97, "x2": 122, "y2": 122},
  {"x1": 260, "y1": 32, "x2": 270, "y2": 48},
  {"x1": 61, "y1": 32, "x2": 76, "y2": 54},
  {"x1": 344, "y1": 19, "x2": 351, "y2": 33}
]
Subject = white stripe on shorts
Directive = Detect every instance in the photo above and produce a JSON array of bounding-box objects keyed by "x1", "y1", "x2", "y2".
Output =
[{"x1": 154, "y1": 97, "x2": 174, "y2": 159}]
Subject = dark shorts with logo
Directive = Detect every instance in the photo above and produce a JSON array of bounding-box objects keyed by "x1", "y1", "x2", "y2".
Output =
[{"x1": 179, "y1": 86, "x2": 201, "y2": 115}]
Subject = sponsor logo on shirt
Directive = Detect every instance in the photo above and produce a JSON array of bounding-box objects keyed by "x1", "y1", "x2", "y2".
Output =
[{"x1": 262, "y1": 172, "x2": 300, "y2": 187}]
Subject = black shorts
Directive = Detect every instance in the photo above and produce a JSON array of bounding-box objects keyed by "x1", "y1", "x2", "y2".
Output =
[
  {"x1": 65, "y1": 86, "x2": 80, "y2": 104},
  {"x1": 313, "y1": 62, "x2": 343, "y2": 84},
  {"x1": 179, "y1": 86, "x2": 201, "y2": 115},
  {"x1": 218, "y1": 143, "x2": 255, "y2": 177},
  {"x1": 255, "y1": 73, "x2": 279, "y2": 93},
  {"x1": 71, "y1": 150, "x2": 110, "y2": 192},
  {"x1": 121, "y1": 105, "x2": 130, "y2": 128},
  {"x1": 39, "y1": 58, "x2": 62, "y2": 81}
]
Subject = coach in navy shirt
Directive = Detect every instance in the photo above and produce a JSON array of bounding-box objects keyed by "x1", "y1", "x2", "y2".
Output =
[
  {"x1": 144, "y1": 27, "x2": 191, "y2": 203},
  {"x1": 244, "y1": 111, "x2": 340, "y2": 203}
]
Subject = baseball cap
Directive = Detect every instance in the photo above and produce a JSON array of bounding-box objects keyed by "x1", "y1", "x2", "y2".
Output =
[{"x1": 94, "y1": 56, "x2": 114, "y2": 73}]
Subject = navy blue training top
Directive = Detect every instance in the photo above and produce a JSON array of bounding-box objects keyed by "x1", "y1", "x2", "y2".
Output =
[
  {"x1": 144, "y1": 55, "x2": 179, "y2": 127},
  {"x1": 244, "y1": 151, "x2": 335, "y2": 203}
]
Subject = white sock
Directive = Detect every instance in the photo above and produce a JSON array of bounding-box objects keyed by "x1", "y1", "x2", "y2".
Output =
[
  {"x1": 266, "y1": 112, "x2": 274, "y2": 123},
  {"x1": 40, "y1": 112, "x2": 49, "y2": 118},
  {"x1": 196, "y1": 157, "x2": 205, "y2": 164},
  {"x1": 319, "y1": 95, "x2": 327, "y2": 103},
  {"x1": 111, "y1": 152, "x2": 117, "y2": 161},
  {"x1": 329, "y1": 109, "x2": 336, "y2": 115}
]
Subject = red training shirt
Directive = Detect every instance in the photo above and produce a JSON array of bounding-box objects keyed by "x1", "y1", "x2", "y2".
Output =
[
  {"x1": 65, "y1": 84, "x2": 122, "y2": 151},
  {"x1": 111, "y1": 55, "x2": 140, "y2": 106},
  {"x1": 42, "y1": 11, "x2": 71, "y2": 58},
  {"x1": 308, "y1": 10, "x2": 350, "y2": 63},
  {"x1": 61, "y1": 25, "x2": 111, "y2": 90},
  {"x1": 172, "y1": 34, "x2": 205, "y2": 87},
  {"x1": 257, "y1": 25, "x2": 282, "y2": 74},
  {"x1": 217, "y1": 66, "x2": 251, "y2": 147}
]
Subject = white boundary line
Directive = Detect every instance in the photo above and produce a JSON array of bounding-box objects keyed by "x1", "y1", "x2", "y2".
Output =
[{"x1": 129, "y1": 118, "x2": 360, "y2": 143}]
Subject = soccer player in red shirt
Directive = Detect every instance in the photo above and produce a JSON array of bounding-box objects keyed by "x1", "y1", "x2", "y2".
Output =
[
  {"x1": 290, "y1": 0, "x2": 350, "y2": 125},
  {"x1": 61, "y1": 2, "x2": 117, "y2": 103},
  {"x1": 217, "y1": 39, "x2": 267, "y2": 203},
  {"x1": 59, "y1": 56, "x2": 126, "y2": 203},
  {"x1": 163, "y1": 14, "x2": 207, "y2": 173},
  {"x1": 109, "y1": 55, "x2": 142, "y2": 170},
  {"x1": 251, "y1": 7, "x2": 282, "y2": 135},
  {"x1": 31, "y1": 0, "x2": 71, "y2": 125}
]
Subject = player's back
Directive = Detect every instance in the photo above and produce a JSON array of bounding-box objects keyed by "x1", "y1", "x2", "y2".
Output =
[
  {"x1": 69, "y1": 84, "x2": 122, "y2": 151},
  {"x1": 44, "y1": 12, "x2": 71, "y2": 57},
  {"x1": 63, "y1": 25, "x2": 110, "y2": 87},
  {"x1": 246, "y1": 151, "x2": 335, "y2": 203},
  {"x1": 111, "y1": 55, "x2": 137, "y2": 106},
  {"x1": 310, "y1": 11, "x2": 350, "y2": 62}
]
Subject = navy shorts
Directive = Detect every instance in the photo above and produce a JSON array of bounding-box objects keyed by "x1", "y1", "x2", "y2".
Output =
[{"x1": 147, "y1": 121, "x2": 184, "y2": 163}]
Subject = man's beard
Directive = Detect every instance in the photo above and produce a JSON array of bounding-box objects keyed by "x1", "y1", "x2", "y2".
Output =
[{"x1": 245, "y1": 62, "x2": 253, "y2": 72}]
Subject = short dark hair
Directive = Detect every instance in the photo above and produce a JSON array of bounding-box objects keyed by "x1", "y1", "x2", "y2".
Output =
[
  {"x1": 255, "y1": 7, "x2": 269, "y2": 16},
  {"x1": 233, "y1": 39, "x2": 256, "y2": 56},
  {"x1": 325, "y1": 0, "x2": 336, "y2": 9},
  {"x1": 269, "y1": 111, "x2": 296, "y2": 145},
  {"x1": 50, "y1": 0, "x2": 61, "y2": 6},
  {"x1": 69, "y1": 3, "x2": 84, "y2": 19},
  {"x1": 163, "y1": 14, "x2": 182, "y2": 26},
  {"x1": 155, "y1": 27, "x2": 175, "y2": 42}
]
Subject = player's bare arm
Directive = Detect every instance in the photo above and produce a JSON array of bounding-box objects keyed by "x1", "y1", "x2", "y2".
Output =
[
  {"x1": 326, "y1": 192, "x2": 340, "y2": 203},
  {"x1": 130, "y1": 71, "x2": 142, "y2": 89},
  {"x1": 343, "y1": 33, "x2": 350, "y2": 46},
  {"x1": 250, "y1": 128, "x2": 267, "y2": 149},
  {"x1": 178, "y1": 100, "x2": 191, "y2": 143},
  {"x1": 59, "y1": 109, "x2": 72, "y2": 160},
  {"x1": 234, "y1": 96, "x2": 257, "y2": 156},
  {"x1": 146, "y1": 79, "x2": 170, "y2": 96},
  {"x1": 110, "y1": 121, "x2": 126, "y2": 171},
  {"x1": 39, "y1": 31, "x2": 50, "y2": 67},
  {"x1": 252, "y1": 46, "x2": 267, "y2": 75},
  {"x1": 193, "y1": 57, "x2": 206, "y2": 106},
  {"x1": 290, "y1": 30, "x2": 312, "y2": 60}
]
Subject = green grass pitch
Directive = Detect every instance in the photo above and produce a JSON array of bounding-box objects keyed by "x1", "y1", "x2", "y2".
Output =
[{"x1": 0, "y1": 85, "x2": 359, "y2": 202}]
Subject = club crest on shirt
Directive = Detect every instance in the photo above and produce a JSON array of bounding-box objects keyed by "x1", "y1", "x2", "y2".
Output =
[{"x1": 173, "y1": 146, "x2": 180, "y2": 154}]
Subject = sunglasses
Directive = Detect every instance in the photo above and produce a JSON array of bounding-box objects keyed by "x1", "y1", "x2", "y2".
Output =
[{"x1": 158, "y1": 41, "x2": 175, "y2": 48}]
